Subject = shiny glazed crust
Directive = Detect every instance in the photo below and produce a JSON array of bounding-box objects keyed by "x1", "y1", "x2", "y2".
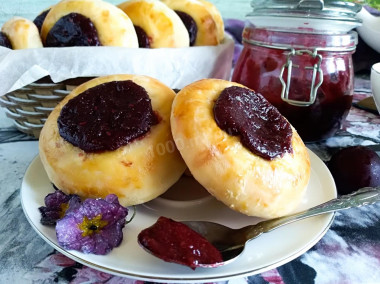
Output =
[
  {"x1": 118, "y1": 0, "x2": 189, "y2": 48},
  {"x1": 161, "y1": 0, "x2": 221, "y2": 46},
  {"x1": 1, "y1": 17, "x2": 43, "y2": 49},
  {"x1": 41, "y1": 0, "x2": 139, "y2": 47},
  {"x1": 39, "y1": 74, "x2": 186, "y2": 206},
  {"x1": 171, "y1": 79, "x2": 311, "y2": 218}
]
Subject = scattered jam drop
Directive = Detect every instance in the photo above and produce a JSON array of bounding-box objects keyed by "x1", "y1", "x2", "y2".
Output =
[
  {"x1": 213, "y1": 86, "x2": 293, "y2": 160},
  {"x1": 175, "y1": 11, "x2": 197, "y2": 46},
  {"x1": 45, "y1": 12, "x2": 101, "y2": 47},
  {"x1": 0, "y1": 32, "x2": 12, "y2": 49},
  {"x1": 58, "y1": 80, "x2": 158, "y2": 152},
  {"x1": 138, "y1": 216, "x2": 223, "y2": 269}
]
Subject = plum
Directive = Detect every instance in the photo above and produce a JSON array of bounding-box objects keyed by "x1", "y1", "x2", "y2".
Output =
[{"x1": 328, "y1": 146, "x2": 380, "y2": 195}]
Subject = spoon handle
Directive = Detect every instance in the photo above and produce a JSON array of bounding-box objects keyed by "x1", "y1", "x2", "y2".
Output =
[{"x1": 245, "y1": 186, "x2": 380, "y2": 240}]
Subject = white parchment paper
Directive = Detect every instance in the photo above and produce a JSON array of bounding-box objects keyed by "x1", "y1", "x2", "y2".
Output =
[{"x1": 0, "y1": 37, "x2": 234, "y2": 96}]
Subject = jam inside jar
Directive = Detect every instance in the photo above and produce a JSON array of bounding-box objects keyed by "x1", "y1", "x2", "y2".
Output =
[{"x1": 232, "y1": 0, "x2": 361, "y2": 142}]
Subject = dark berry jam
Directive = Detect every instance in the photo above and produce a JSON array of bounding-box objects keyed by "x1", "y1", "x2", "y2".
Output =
[
  {"x1": 175, "y1": 11, "x2": 197, "y2": 46},
  {"x1": 232, "y1": 28, "x2": 356, "y2": 142},
  {"x1": 213, "y1": 86, "x2": 293, "y2": 160},
  {"x1": 134, "y1": 25, "x2": 150, "y2": 48},
  {"x1": 0, "y1": 32, "x2": 12, "y2": 49},
  {"x1": 138, "y1": 216, "x2": 223, "y2": 269},
  {"x1": 33, "y1": 9, "x2": 50, "y2": 33},
  {"x1": 58, "y1": 80, "x2": 158, "y2": 152},
  {"x1": 45, "y1": 12, "x2": 101, "y2": 47}
]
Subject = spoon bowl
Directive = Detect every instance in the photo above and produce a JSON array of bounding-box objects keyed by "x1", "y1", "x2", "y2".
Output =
[{"x1": 180, "y1": 186, "x2": 380, "y2": 268}]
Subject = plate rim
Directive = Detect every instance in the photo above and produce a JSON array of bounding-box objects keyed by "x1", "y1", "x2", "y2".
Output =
[{"x1": 21, "y1": 149, "x2": 336, "y2": 283}]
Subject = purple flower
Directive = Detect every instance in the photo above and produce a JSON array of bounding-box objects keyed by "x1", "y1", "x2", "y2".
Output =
[
  {"x1": 56, "y1": 194, "x2": 128, "y2": 255},
  {"x1": 39, "y1": 190, "x2": 81, "y2": 225}
]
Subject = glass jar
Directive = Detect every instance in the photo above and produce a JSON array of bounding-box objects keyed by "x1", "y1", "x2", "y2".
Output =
[{"x1": 232, "y1": 0, "x2": 362, "y2": 142}]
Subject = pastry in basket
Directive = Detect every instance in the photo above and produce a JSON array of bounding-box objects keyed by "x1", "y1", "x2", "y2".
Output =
[
  {"x1": 40, "y1": 0, "x2": 139, "y2": 47},
  {"x1": 33, "y1": 8, "x2": 51, "y2": 33},
  {"x1": 39, "y1": 74, "x2": 187, "y2": 206},
  {"x1": 118, "y1": 0, "x2": 189, "y2": 48},
  {"x1": 161, "y1": 0, "x2": 224, "y2": 46},
  {"x1": 170, "y1": 79, "x2": 311, "y2": 218},
  {"x1": 0, "y1": 17, "x2": 43, "y2": 49}
]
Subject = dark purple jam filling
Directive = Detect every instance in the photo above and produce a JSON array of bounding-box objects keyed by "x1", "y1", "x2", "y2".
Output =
[
  {"x1": 0, "y1": 32, "x2": 12, "y2": 49},
  {"x1": 138, "y1": 216, "x2": 223, "y2": 269},
  {"x1": 58, "y1": 80, "x2": 158, "y2": 152},
  {"x1": 45, "y1": 12, "x2": 101, "y2": 47},
  {"x1": 213, "y1": 86, "x2": 293, "y2": 160},
  {"x1": 134, "y1": 25, "x2": 150, "y2": 48},
  {"x1": 33, "y1": 9, "x2": 50, "y2": 33},
  {"x1": 175, "y1": 11, "x2": 197, "y2": 46}
]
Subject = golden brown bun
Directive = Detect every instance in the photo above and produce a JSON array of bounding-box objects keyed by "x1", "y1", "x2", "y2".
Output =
[
  {"x1": 161, "y1": 0, "x2": 223, "y2": 46},
  {"x1": 1, "y1": 17, "x2": 43, "y2": 49},
  {"x1": 171, "y1": 79, "x2": 311, "y2": 218},
  {"x1": 41, "y1": 0, "x2": 139, "y2": 47},
  {"x1": 118, "y1": 0, "x2": 189, "y2": 48},
  {"x1": 39, "y1": 74, "x2": 187, "y2": 206}
]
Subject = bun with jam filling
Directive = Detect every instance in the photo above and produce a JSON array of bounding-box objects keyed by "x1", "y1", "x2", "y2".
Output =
[
  {"x1": 39, "y1": 74, "x2": 186, "y2": 206},
  {"x1": 1, "y1": 17, "x2": 43, "y2": 49},
  {"x1": 171, "y1": 79, "x2": 310, "y2": 218},
  {"x1": 161, "y1": 0, "x2": 224, "y2": 46},
  {"x1": 118, "y1": 0, "x2": 189, "y2": 48},
  {"x1": 40, "y1": 0, "x2": 139, "y2": 47}
]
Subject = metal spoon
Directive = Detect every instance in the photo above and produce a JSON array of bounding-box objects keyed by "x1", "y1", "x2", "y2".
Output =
[{"x1": 181, "y1": 186, "x2": 380, "y2": 268}]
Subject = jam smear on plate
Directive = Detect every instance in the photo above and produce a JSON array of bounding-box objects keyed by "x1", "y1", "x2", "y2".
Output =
[
  {"x1": 138, "y1": 216, "x2": 223, "y2": 269},
  {"x1": 58, "y1": 80, "x2": 158, "y2": 152},
  {"x1": 45, "y1": 12, "x2": 101, "y2": 47},
  {"x1": 213, "y1": 86, "x2": 293, "y2": 160}
]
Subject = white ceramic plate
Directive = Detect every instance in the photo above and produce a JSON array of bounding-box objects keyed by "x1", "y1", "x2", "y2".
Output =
[{"x1": 21, "y1": 149, "x2": 336, "y2": 283}]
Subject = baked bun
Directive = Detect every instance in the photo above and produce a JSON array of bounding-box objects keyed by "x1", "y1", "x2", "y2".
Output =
[
  {"x1": 41, "y1": 0, "x2": 138, "y2": 47},
  {"x1": 171, "y1": 79, "x2": 311, "y2": 218},
  {"x1": 1, "y1": 17, "x2": 43, "y2": 49},
  {"x1": 161, "y1": 0, "x2": 223, "y2": 46},
  {"x1": 118, "y1": 0, "x2": 189, "y2": 48},
  {"x1": 39, "y1": 74, "x2": 186, "y2": 206}
]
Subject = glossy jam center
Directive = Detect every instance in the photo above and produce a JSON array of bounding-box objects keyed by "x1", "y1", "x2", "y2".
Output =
[
  {"x1": 45, "y1": 12, "x2": 101, "y2": 47},
  {"x1": 58, "y1": 80, "x2": 158, "y2": 152},
  {"x1": 33, "y1": 9, "x2": 50, "y2": 33},
  {"x1": 232, "y1": 28, "x2": 355, "y2": 142},
  {"x1": 138, "y1": 216, "x2": 223, "y2": 269},
  {"x1": 175, "y1": 11, "x2": 197, "y2": 46},
  {"x1": 0, "y1": 32, "x2": 12, "y2": 49},
  {"x1": 134, "y1": 25, "x2": 150, "y2": 48},
  {"x1": 214, "y1": 86, "x2": 293, "y2": 160}
]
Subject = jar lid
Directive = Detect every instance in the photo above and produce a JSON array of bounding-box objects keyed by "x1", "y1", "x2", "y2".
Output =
[{"x1": 248, "y1": 0, "x2": 362, "y2": 33}]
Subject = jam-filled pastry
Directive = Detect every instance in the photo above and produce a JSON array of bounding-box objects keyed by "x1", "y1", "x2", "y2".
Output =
[
  {"x1": 33, "y1": 8, "x2": 51, "y2": 33},
  {"x1": 39, "y1": 74, "x2": 187, "y2": 206},
  {"x1": 40, "y1": 0, "x2": 139, "y2": 47},
  {"x1": 171, "y1": 79, "x2": 311, "y2": 218},
  {"x1": 118, "y1": 0, "x2": 189, "y2": 48},
  {"x1": 0, "y1": 17, "x2": 43, "y2": 49},
  {"x1": 161, "y1": 0, "x2": 223, "y2": 46}
]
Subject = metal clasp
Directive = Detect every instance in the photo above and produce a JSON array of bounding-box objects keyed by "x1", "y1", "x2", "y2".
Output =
[{"x1": 279, "y1": 48, "x2": 323, "y2": 107}]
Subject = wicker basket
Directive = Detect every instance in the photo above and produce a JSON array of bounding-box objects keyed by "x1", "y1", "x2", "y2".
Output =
[{"x1": 0, "y1": 77, "x2": 91, "y2": 138}]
